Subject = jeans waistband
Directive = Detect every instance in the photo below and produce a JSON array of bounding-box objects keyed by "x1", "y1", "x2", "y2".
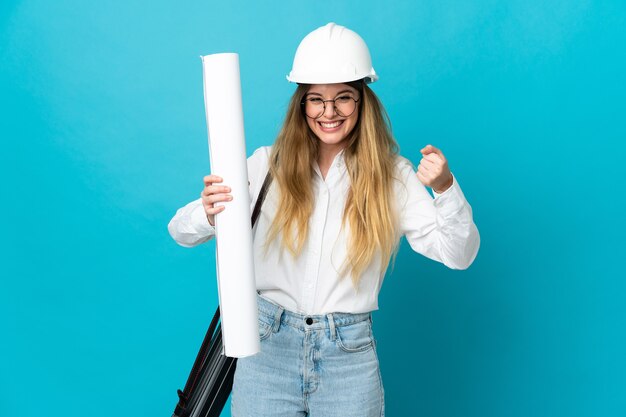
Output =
[{"x1": 256, "y1": 292, "x2": 372, "y2": 331}]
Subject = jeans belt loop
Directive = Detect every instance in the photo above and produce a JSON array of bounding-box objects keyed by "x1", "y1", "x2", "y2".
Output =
[
  {"x1": 272, "y1": 306, "x2": 284, "y2": 333},
  {"x1": 327, "y1": 313, "x2": 337, "y2": 341}
]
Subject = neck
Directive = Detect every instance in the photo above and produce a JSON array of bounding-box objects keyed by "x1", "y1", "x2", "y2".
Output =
[{"x1": 317, "y1": 143, "x2": 345, "y2": 179}]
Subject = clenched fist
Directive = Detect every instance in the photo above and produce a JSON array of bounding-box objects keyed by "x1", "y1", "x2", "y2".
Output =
[{"x1": 417, "y1": 144, "x2": 454, "y2": 193}]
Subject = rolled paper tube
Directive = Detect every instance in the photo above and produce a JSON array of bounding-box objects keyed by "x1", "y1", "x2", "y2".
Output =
[{"x1": 201, "y1": 53, "x2": 260, "y2": 358}]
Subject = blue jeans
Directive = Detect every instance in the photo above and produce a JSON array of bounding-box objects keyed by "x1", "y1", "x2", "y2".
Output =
[{"x1": 231, "y1": 293, "x2": 385, "y2": 417}]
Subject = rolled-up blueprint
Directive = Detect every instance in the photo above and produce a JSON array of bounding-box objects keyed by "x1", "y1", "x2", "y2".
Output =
[{"x1": 201, "y1": 53, "x2": 259, "y2": 358}]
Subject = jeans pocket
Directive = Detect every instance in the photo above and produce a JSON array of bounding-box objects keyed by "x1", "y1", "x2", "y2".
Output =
[
  {"x1": 335, "y1": 320, "x2": 374, "y2": 353},
  {"x1": 259, "y1": 317, "x2": 273, "y2": 341}
]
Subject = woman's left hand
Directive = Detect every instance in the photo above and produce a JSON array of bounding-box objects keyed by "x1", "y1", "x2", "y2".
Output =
[{"x1": 417, "y1": 144, "x2": 454, "y2": 193}]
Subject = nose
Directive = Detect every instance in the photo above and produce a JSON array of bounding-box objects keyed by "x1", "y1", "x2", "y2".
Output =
[{"x1": 322, "y1": 100, "x2": 339, "y2": 119}]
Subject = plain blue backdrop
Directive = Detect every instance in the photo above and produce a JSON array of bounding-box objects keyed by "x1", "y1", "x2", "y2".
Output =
[{"x1": 2, "y1": 1, "x2": 625, "y2": 416}]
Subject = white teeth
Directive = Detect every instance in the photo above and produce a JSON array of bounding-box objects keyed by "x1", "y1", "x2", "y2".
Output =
[{"x1": 320, "y1": 121, "x2": 342, "y2": 128}]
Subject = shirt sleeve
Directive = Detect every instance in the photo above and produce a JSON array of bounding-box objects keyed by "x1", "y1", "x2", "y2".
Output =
[
  {"x1": 167, "y1": 198, "x2": 216, "y2": 247},
  {"x1": 396, "y1": 158, "x2": 480, "y2": 270},
  {"x1": 167, "y1": 146, "x2": 271, "y2": 248}
]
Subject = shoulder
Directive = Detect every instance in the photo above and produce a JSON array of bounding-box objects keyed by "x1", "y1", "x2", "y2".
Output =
[
  {"x1": 247, "y1": 146, "x2": 273, "y2": 184},
  {"x1": 391, "y1": 154, "x2": 429, "y2": 204},
  {"x1": 250, "y1": 145, "x2": 272, "y2": 161},
  {"x1": 245, "y1": 146, "x2": 273, "y2": 198},
  {"x1": 248, "y1": 145, "x2": 273, "y2": 171},
  {"x1": 393, "y1": 154, "x2": 417, "y2": 179}
]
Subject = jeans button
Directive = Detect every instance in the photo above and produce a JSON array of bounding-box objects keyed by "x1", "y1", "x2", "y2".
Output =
[{"x1": 305, "y1": 317, "x2": 313, "y2": 325}]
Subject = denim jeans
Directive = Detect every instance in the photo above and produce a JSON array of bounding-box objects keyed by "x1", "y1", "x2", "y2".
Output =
[{"x1": 231, "y1": 293, "x2": 384, "y2": 417}]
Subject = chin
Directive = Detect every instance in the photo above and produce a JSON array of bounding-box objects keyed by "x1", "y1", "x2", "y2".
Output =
[{"x1": 317, "y1": 134, "x2": 349, "y2": 146}]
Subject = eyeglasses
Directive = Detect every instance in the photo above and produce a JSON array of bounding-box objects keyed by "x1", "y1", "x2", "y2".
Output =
[{"x1": 301, "y1": 94, "x2": 360, "y2": 119}]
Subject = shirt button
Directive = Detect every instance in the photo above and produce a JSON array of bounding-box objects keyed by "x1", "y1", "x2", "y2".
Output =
[{"x1": 305, "y1": 317, "x2": 313, "y2": 325}]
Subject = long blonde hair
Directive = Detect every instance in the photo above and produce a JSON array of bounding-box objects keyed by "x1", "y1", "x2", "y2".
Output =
[{"x1": 266, "y1": 80, "x2": 400, "y2": 287}]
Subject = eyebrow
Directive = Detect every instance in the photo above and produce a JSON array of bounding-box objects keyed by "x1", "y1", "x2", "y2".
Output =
[{"x1": 306, "y1": 89, "x2": 356, "y2": 97}]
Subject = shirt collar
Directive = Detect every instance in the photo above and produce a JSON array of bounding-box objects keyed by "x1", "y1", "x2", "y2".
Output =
[{"x1": 312, "y1": 148, "x2": 347, "y2": 179}]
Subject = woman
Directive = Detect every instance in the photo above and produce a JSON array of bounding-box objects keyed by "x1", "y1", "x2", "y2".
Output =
[{"x1": 168, "y1": 22, "x2": 480, "y2": 417}]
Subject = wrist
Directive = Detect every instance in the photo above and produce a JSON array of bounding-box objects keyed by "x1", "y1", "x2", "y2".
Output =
[{"x1": 433, "y1": 175, "x2": 453, "y2": 194}]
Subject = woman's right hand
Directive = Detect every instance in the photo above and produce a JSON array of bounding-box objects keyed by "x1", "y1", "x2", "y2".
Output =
[{"x1": 201, "y1": 175, "x2": 232, "y2": 226}]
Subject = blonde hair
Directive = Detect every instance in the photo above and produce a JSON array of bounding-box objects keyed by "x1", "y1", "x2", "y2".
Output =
[{"x1": 266, "y1": 81, "x2": 400, "y2": 287}]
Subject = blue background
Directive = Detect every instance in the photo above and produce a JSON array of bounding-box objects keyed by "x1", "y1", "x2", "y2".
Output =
[{"x1": 2, "y1": 1, "x2": 625, "y2": 416}]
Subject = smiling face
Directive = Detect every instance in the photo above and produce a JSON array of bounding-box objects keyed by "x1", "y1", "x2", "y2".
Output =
[{"x1": 304, "y1": 83, "x2": 360, "y2": 152}]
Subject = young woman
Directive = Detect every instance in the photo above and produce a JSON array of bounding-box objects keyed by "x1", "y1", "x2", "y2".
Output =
[{"x1": 168, "y1": 22, "x2": 480, "y2": 417}]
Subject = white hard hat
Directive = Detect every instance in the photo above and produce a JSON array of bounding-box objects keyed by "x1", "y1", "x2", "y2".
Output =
[{"x1": 286, "y1": 22, "x2": 378, "y2": 84}]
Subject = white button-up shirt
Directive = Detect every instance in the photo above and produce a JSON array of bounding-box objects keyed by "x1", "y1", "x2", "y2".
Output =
[{"x1": 168, "y1": 146, "x2": 480, "y2": 314}]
